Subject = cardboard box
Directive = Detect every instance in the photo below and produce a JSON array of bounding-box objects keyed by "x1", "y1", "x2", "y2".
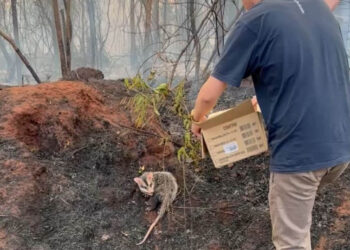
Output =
[{"x1": 197, "y1": 99, "x2": 268, "y2": 168}]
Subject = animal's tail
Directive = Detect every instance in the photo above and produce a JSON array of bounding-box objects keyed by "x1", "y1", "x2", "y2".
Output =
[{"x1": 136, "y1": 197, "x2": 168, "y2": 245}]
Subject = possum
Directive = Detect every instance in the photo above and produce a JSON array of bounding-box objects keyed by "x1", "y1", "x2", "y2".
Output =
[{"x1": 133, "y1": 171, "x2": 178, "y2": 245}]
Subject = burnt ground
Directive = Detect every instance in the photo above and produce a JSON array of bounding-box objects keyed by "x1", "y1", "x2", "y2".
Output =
[{"x1": 0, "y1": 79, "x2": 349, "y2": 250}]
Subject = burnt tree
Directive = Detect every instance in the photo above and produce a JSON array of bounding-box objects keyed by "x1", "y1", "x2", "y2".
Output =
[
  {"x1": 52, "y1": 0, "x2": 72, "y2": 78},
  {"x1": 11, "y1": 0, "x2": 22, "y2": 82}
]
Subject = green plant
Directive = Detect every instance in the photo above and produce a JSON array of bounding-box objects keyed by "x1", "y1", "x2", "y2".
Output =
[
  {"x1": 173, "y1": 81, "x2": 201, "y2": 166},
  {"x1": 124, "y1": 74, "x2": 200, "y2": 166},
  {"x1": 124, "y1": 74, "x2": 149, "y2": 91},
  {"x1": 124, "y1": 73, "x2": 169, "y2": 128}
]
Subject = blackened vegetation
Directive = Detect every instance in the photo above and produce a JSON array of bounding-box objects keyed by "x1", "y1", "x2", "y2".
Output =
[{"x1": 0, "y1": 81, "x2": 349, "y2": 250}]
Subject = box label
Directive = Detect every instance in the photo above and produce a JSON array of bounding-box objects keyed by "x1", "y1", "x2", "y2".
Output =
[{"x1": 223, "y1": 142, "x2": 239, "y2": 154}]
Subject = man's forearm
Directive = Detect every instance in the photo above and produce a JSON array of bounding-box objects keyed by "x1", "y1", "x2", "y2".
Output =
[
  {"x1": 192, "y1": 94, "x2": 217, "y2": 122},
  {"x1": 192, "y1": 76, "x2": 227, "y2": 122}
]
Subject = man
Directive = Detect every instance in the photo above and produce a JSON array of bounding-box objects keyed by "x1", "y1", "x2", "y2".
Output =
[{"x1": 191, "y1": 0, "x2": 349, "y2": 249}]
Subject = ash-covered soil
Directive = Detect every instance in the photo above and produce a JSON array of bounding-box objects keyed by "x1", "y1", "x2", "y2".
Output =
[{"x1": 0, "y1": 79, "x2": 349, "y2": 250}]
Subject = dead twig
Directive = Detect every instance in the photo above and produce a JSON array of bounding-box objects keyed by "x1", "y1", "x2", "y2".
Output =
[
  {"x1": 0, "y1": 214, "x2": 20, "y2": 219},
  {"x1": 59, "y1": 197, "x2": 71, "y2": 206},
  {"x1": 115, "y1": 122, "x2": 183, "y2": 148},
  {"x1": 70, "y1": 145, "x2": 89, "y2": 156}
]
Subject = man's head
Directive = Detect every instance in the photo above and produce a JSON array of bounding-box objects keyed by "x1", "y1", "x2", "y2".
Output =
[{"x1": 242, "y1": 0, "x2": 261, "y2": 10}]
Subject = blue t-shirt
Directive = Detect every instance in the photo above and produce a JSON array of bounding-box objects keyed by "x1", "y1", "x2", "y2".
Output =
[{"x1": 212, "y1": 0, "x2": 350, "y2": 173}]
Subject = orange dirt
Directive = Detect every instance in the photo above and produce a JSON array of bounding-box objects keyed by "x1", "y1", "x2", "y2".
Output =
[
  {"x1": 314, "y1": 190, "x2": 350, "y2": 250},
  {"x1": 336, "y1": 191, "x2": 350, "y2": 217},
  {"x1": 315, "y1": 236, "x2": 328, "y2": 250},
  {"x1": 0, "y1": 81, "x2": 131, "y2": 152}
]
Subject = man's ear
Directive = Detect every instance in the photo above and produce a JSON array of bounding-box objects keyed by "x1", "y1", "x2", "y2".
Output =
[{"x1": 134, "y1": 177, "x2": 144, "y2": 186}]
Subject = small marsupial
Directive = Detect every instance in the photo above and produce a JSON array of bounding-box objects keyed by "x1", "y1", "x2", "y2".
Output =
[{"x1": 134, "y1": 171, "x2": 178, "y2": 245}]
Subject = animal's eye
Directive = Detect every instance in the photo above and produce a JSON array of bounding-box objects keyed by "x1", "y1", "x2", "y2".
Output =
[{"x1": 141, "y1": 185, "x2": 147, "y2": 189}]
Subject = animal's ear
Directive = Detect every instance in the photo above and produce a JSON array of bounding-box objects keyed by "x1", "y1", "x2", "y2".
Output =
[
  {"x1": 134, "y1": 177, "x2": 144, "y2": 186},
  {"x1": 146, "y1": 173, "x2": 153, "y2": 183}
]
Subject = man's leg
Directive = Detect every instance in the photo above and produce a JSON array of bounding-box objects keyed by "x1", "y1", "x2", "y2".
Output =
[
  {"x1": 269, "y1": 169, "x2": 326, "y2": 250},
  {"x1": 318, "y1": 162, "x2": 349, "y2": 190}
]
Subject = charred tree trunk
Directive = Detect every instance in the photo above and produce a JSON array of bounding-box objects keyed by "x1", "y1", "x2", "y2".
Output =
[
  {"x1": 52, "y1": 0, "x2": 68, "y2": 78},
  {"x1": 60, "y1": 9, "x2": 67, "y2": 60},
  {"x1": 143, "y1": 0, "x2": 152, "y2": 59},
  {"x1": 216, "y1": 0, "x2": 225, "y2": 56},
  {"x1": 0, "y1": 29, "x2": 41, "y2": 83},
  {"x1": 188, "y1": 0, "x2": 201, "y2": 98},
  {"x1": 11, "y1": 0, "x2": 22, "y2": 83},
  {"x1": 87, "y1": 0, "x2": 97, "y2": 67},
  {"x1": 153, "y1": 0, "x2": 160, "y2": 49},
  {"x1": 81, "y1": 0, "x2": 87, "y2": 63},
  {"x1": 130, "y1": 0, "x2": 137, "y2": 68},
  {"x1": 162, "y1": 0, "x2": 167, "y2": 41},
  {"x1": 63, "y1": 0, "x2": 72, "y2": 71}
]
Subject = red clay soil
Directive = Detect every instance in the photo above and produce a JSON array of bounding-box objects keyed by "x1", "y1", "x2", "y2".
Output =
[{"x1": 0, "y1": 81, "x2": 129, "y2": 151}]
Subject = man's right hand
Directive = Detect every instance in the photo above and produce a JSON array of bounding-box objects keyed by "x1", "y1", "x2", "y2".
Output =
[{"x1": 252, "y1": 95, "x2": 261, "y2": 112}]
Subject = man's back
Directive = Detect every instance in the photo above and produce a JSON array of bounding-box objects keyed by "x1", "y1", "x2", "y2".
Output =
[{"x1": 212, "y1": 0, "x2": 350, "y2": 172}]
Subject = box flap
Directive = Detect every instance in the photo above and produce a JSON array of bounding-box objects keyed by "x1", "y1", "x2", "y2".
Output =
[
  {"x1": 201, "y1": 135, "x2": 208, "y2": 158},
  {"x1": 197, "y1": 99, "x2": 255, "y2": 130}
]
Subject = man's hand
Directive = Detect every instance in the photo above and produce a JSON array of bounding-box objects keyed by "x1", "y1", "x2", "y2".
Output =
[
  {"x1": 191, "y1": 117, "x2": 207, "y2": 138},
  {"x1": 190, "y1": 76, "x2": 227, "y2": 139},
  {"x1": 191, "y1": 122, "x2": 201, "y2": 139},
  {"x1": 251, "y1": 95, "x2": 259, "y2": 111}
]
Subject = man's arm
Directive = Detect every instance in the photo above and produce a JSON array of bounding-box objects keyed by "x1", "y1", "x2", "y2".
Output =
[
  {"x1": 191, "y1": 76, "x2": 227, "y2": 137},
  {"x1": 191, "y1": 76, "x2": 227, "y2": 122},
  {"x1": 324, "y1": 0, "x2": 340, "y2": 11},
  {"x1": 191, "y1": 20, "x2": 257, "y2": 137}
]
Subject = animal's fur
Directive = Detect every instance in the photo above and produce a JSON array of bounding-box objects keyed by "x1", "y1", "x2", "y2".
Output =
[{"x1": 134, "y1": 171, "x2": 178, "y2": 245}]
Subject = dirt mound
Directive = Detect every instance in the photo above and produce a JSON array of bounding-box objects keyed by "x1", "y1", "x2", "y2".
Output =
[{"x1": 0, "y1": 81, "x2": 123, "y2": 152}]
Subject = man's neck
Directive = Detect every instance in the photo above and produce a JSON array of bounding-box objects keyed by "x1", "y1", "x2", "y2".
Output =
[{"x1": 244, "y1": 0, "x2": 262, "y2": 10}]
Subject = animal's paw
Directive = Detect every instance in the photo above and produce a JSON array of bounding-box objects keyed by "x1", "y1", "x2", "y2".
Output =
[
  {"x1": 145, "y1": 196, "x2": 159, "y2": 211},
  {"x1": 145, "y1": 202, "x2": 157, "y2": 212}
]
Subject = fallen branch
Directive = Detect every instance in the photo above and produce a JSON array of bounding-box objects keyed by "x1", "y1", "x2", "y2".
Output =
[
  {"x1": 0, "y1": 29, "x2": 41, "y2": 83},
  {"x1": 0, "y1": 214, "x2": 20, "y2": 219}
]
